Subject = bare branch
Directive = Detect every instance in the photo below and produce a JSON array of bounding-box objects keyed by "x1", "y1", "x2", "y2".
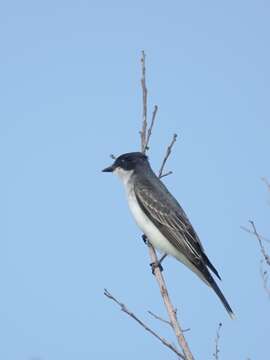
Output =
[
  {"x1": 148, "y1": 311, "x2": 191, "y2": 333},
  {"x1": 148, "y1": 310, "x2": 172, "y2": 328},
  {"x1": 147, "y1": 244, "x2": 194, "y2": 360},
  {"x1": 140, "y1": 51, "x2": 148, "y2": 153},
  {"x1": 243, "y1": 221, "x2": 270, "y2": 299},
  {"x1": 139, "y1": 54, "x2": 194, "y2": 360},
  {"x1": 249, "y1": 221, "x2": 270, "y2": 266},
  {"x1": 260, "y1": 260, "x2": 270, "y2": 299},
  {"x1": 213, "y1": 323, "x2": 222, "y2": 360},
  {"x1": 104, "y1": 289, "x2": 184, "y2": 359},
  {"x1": 241, "y1": 226, "x2": 270, "y2": 243},
  {"x1": 144, "y1": 105, "x2": 158, "y2": 152},
  {"x1": 160, "y1": 171, "x2": 173, "y2": 179},
  {"x1": 158, "y1": 133, "x2": 178, "y2": 178}
]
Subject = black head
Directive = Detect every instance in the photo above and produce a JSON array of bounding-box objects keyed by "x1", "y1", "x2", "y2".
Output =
[{"x1": 102, "y1": 152, "x2": 148, "y2": 173}]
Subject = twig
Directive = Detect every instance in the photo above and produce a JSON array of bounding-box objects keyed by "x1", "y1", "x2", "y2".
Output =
[
  {"x1": 158, "y1": 134, "x2": 178, "y2": 178},
  {"x1": 243, "y1": 221, "x2": 270, "y2": 299},
  {"x1": 140, "y1": 51, "x2": 147, "y2": 151},
  {"x1": 139, "y1": 51, "x2": 194, "y2": 360},
  {"x1": 104, "y1": 289, "x2": 184, "y2": 359},
  {"x1": 160, "y1": 171, "x2": 173, "y2": 179},
  {"x1": 144, "y1": 105, "x2": 158, "y2": 152},
  {"x1": 249, "y1": 221, "x2": 270, "y2": 266},
  {"x1": 148, "y1": 310, "x2": 172, "y2": 328},
  {"x1": 259, "y1": 260, "x2": 270, "y2": 299},
  {"x1": 241, "y1": 226, "x2": 270, "y2": 243},
  {"x1": 148, "y1": 311, "x2": 191, "y2": 332},
  {"x1": 213, "y1": 322, "x2": 222, "y2": 360}
]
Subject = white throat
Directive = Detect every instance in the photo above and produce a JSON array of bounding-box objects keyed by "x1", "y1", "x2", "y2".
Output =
[{"x1": 114, "y1": 167, "x2": 134, "y2": 188}]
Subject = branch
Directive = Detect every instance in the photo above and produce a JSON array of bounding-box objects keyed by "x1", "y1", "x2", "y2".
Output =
[
  {"x1": 148, "y1": 311, "x2": 191, "y2": 332},
  {"x1": 241, "y1": 226, "x2": 270, "y2": 243},
  {"x1": 105, "y1": 51, "x2": 193, "y2": 360},
  {"x1": 104, "y1": 289, "x2": 184, "y2": 359},
  {"x1": 139, "y1": 51, "x2": 194, "y2": 360},
  {"x1": 140, "y1": 51, "x2": 147, "y2": 152},
  {"x1": 213, "y1": 322, "x2": 222, "y2": 360},
  {"x1": 249, "y1": 221, "x2": 270, "y2": 266},
  {"x1": 158, "y1": 134, "x2": 178, "y2": 178},
  {"x1": 144, "y1": 105, "x2": 158, "y2": 152},
  {"x1": 259, "y1": 260, "x2": 270, "y2": 299},
  {"x1": 160, "y1": 171, "x2": 173, "y2": 179},
  {"x1": 148, "y1": 310, "x2": 172, "y2": 328},
  {"x1": 243, "y1": 221, "x2": 270, "y2": 299}
]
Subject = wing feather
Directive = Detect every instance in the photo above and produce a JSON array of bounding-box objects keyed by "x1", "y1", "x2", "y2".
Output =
[{"x1": 134, "y1": 178, "x2": 221, "y2": 280}]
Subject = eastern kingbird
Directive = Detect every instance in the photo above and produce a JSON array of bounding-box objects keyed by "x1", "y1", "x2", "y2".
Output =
[{"x1": 103, "y1": 152, "x2": 234, "y2": 318}]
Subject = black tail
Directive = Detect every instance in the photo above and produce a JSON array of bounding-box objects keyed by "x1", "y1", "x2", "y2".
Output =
[
  {"x1": 205, "y1": 269, "x2": 234, "y2": 319},
  {"x1": 202, "y1": 253, "x2": 221, "y2": 280}
]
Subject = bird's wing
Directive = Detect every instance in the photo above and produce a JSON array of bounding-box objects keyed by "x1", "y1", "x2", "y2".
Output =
[{"x1": 134, "y1": 179, "x2": 221, "y2": 279}]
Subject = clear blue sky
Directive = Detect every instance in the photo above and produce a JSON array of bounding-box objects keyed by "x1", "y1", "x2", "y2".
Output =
[{"x1": 1, "y1": 1, "x2": 269, "y2": 359}]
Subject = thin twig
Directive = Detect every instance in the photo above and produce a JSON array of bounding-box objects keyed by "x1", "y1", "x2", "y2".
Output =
[
  {"x1": 241, "y1": 226, "x2": 270, "y2": 243},
  {"x1": 259, "y1": 260, "x2": 270, "y2": 299},
  {"x1": 148, "y1": 310, "x2": 172, "y2": 328},
  {"x1": 243, "y1": 221, "x2": 270, "y2": 299},
  {"x1": 104, "y1": 289, "x2": 184, "y2": 359},
  {"x1": 140, "y1": 51, "x2": 147, "y2": 152},
  {"x1": 148, "y1": 311, "x2": 191, "y2": 332},
  {"x1": 249, "y1": 221, "x2": 270, "y2": 266},
  {"x1": 139, "y1": 52, "x2": 194, "y2": 360},
  {"x1": 160, "y1": 171, "x2": 173, "y2": 179},
  {"x1": 158, "y1": 134, "x2": 178, "y2": 178},
  {"x1": 213, "y1": 322, "x2": 222, "y2": 360},
  {"x1": 144, "y1": 105, "x2": 158, "y2": 152}
]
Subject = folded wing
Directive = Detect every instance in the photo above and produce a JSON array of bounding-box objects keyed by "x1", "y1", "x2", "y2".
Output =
[{"x1": 134, "y1": 178, "x2": 221, "y2": 280}]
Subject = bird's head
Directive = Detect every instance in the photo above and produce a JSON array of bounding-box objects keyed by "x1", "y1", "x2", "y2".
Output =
[{"x1": 102, "y1": 152, "x2": 148, "y2": 179}]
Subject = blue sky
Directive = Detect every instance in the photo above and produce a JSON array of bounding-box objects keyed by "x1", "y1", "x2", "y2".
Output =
[{"x1": 1, "y1": 1, "x2": 270, "y2": 359}]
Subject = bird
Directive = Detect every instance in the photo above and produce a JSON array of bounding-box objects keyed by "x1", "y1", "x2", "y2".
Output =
[{"x1": 102, "y1": 151, "x2": 234, "y2": 318}]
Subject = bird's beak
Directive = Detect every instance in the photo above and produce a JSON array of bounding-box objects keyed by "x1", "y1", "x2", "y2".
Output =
[{"x1": 102, "y1": 164, "x2": 116, "y2": 173}]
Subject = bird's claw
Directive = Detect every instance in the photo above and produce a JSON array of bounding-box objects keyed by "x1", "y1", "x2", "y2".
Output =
[
  {"x1": 142, "y1": 234, "x2": 150, "y2": 245},
  {"x1": 150, "y1": 261, "x2": 164, "y2": 275}
]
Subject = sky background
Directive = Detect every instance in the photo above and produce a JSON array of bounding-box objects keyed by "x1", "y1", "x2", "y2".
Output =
[{"x1": 1, "y1": 1, "x2": 270, "y2": 359}]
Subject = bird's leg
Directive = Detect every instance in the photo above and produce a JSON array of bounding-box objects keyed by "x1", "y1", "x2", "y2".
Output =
[
  {"x1": 150, "y1": 254, "x2": 168, "y2": 275},
  {"x1": 142, "y1": 234, "x2": 168, "y2": 274}
]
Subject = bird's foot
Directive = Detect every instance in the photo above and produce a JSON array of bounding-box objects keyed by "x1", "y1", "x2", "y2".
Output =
[
  {"x1": 142, "y1": 234, "x2": 150, "y2": 246},
  {"x1": 150, "y1": 261, "x2": 164, "y2": 275}
]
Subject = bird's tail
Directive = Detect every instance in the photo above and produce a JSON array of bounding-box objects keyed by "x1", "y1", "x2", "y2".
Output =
[{"x1": 205, "y1": 269, "x2": 235, "y2": 319}]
